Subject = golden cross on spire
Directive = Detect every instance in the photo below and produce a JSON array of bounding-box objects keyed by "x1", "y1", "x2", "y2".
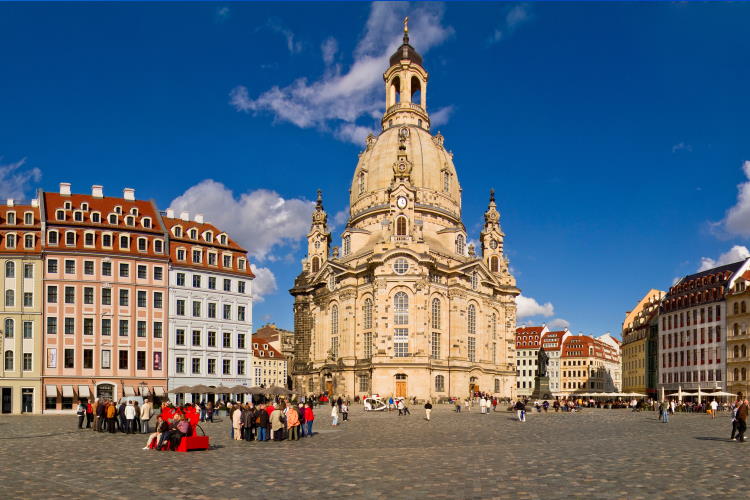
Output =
[{"x1": 404, "y1": 16, "x2": 408, "y2": 33}]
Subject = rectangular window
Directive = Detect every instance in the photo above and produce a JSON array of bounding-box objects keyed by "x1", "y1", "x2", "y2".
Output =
[
  {"x1": 84, "y1": 318, "x2": 93, "y2": 335},
  {"x1": 47, "y1": 317, "x2": 57, "y2": 335},
  {"x1": 22, "y1": 321, "x2": 32, "y2": 339},
  {"x1": 24, "y1": 263, "x2": 33, "y2": 278},
  {"x1": 153, "y1": 321, "x2": 163, "y2": 338},
  {"x1": 175, "y1": 329, "x2": 185, "y2": 345},
  {"x1": 136, "y1": 351, "x2": 146, "y2": 370},
  {"x1": 137, "y1": 265, "x2": 147, "y2": 279},
  {"x1": 119, "y1": 319, "x2": 129, "y2": 336},
  {"x1": 237, "y1": 359, "x2": 245, "y2": 375},
  {"x1": 223, "y1": 279, "x2": 231, "y2": 292},
  {"x1": 101, "y1": 318, "x2": 111, "y2": 336},
  {"x1": 431, "y1": 332, "x2": 441, "y2": 359},
  {"x1": 120, "y1": 235, "x2": 129, "y2": 249},
  {"x1": 47, "y1": 259, "x2": 58, "y2": 273},
  {"x1": 176, "y1": 299, "x2": 185, "y2": 316},
  {"x1": 119, "y1": 263, "x2": 129, "y2": 278},
  {"x1": 176, "y1": 273, "x2": 185, "y2": 286},
  {"x1": 153, "y1": 292, "x2": 163, "y2": 309},
  {"x1": 238, "y1": 306, "x2": 246, "y2": 321},
  {"x1": 468, "y1": 337, "x2": 476, "y2": 362},
  {"x1": 175, "y1": 357, "x2": 185, "y2": 374},
  {"x1": 102, "y1": 261, "x2": 112, "y2": 276},
  {"x1": 238, "y1": 281, "x2": 246, "y2": 294},
  {"x1": 394, "y1": 328, "x2": 409, "y2": 357},
  {"x1": 208, "y1": 277, "x2": 216, "y2": 290},
  {"x1": 137, "y1": 290, "x2": 146, "y2": 307},
  {"x1": 223, "y1": 359, "x2": 231, "y2": 375},
  {"x1": 208, "y1": 302, "x2": 216, "y2": 319},
  {"x1": 64, "y1": 286, "x2": 75, "y2": 304},
  {"x1": 331, "y1": 336, "x2": 339, "y2": 359},
  {"x1": 84, "y1": 287, "x2": 94, "y2": 304},
  {"x1": 237, "y1": 333, "x2": 245, "y2": 349},
  {"x1": 192, "y1": 301, "x2": 201, "y2": 317},
  {"x1": 101, "y1": 349, "x2": 111, "y2": 369},
  {"x1": 84, "y1": 260, "x2": 94, "y2": 275},
  {"x1": 192, "y1": 358, "x2": 200, "y2": 374},
  {"x1": 364, "y1": 332, "x2": 372, "y2": 358},
  {"x1": 207, "y1": 331, "x2": 216, "y2": 347},
  {"x1": 223, "y1": 332, "x2": 231, "y2": 348},
  {"x1": 154, "y1": 266, "x2": 163, "y2": 281},
  {"x1": 119, "y1": 289, "x2": 129, "y2": 306},
  {"x1": 118, "y1": 350, "x2": 128, "y2": 369},
  {"x1": 207, "y1": 358, "x2": 216, "y2": 374},
  {"x1": 192, "y1": 274, "x2": 201, "y2": 288},
  {"x1": 192, "y1": 330, "x2": 201, "y2": 346},
  {"x1": 137, "y1": 321, "x2": 146, "y2": 338},
  {"x1": 23, "y1": 292, "x2": 32, "y2": 307},
  {"x1": 83, "y1": 349, "x2": 93, "y2": 369},
  {"x1": 223, "y1": 304, "x2": 231, "y2": 320},
  {"x1": 64, "y1": 259, "x2": 75, "y2": 274},
  {"x1": 64, "y1": 348, "x2": 74, "y2": 368},
  {"x1": 47, "y1": 286, "x2": 57, "y2": 303},
  {"x1": 102, "y1": 288, "x2": 111, "y2": 305},
  {"x1": 64, "y1": 318, "x2": 74, "y2": 335}
]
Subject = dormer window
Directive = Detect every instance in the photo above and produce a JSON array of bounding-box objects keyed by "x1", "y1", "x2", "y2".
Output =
[
  {"x1": 253, "y1": 343, "x2": 258, "y2": 349},
  {"x1": 189, "y1": 229, "x2": 197, "y2": 239},
  {"x1": 263, "y1": 344, "x2": 268, "y2": 349},
  {"x1": 259, "y1": 351, "x2": 264, "y2": 357},
  {"x1": 55, "y1": 210, "x2": 64, "y2": 221},
  {"x1": 5, "y1": 234, "x2": 15, "y2": 248},
  {"x1": 24, "y1": 234, "x2": 34, "y2": 249},
  {"x1": 173, "y1": 226, "x2": 182, "y2": 238},
  {"x1": 142, "y1": 217, "x2": 151, "y2": 229},
  {"x1": 192, "y1": 249, "x2": 202, "y2": 264},
  {"x1": 137, "y1": 237, "x2": 147, "y2": 252},
  {"x1": 73, "y1": 211, "x2": 83, "y2": 222},
  {"x1": 84, "y1": 232, "x2": 94, "y2": 247},
  {"x1": 154, "y1": 239, "x2": 164, "y2": 253},
  {"x1": 219, "y1": 234, "x2": 227, "y2": 245},
  {"x1": 47, "y1": 230, "x2": 59, "y2": 245},
  {"x1": 223, "y1": 255, "x2": 232, "y2": 268},
  {"x1": 176, "y1": 248, "x2": 186, "y2": 261},
  {"x1": 130, "y1": 207, "x2": 138, "y2": 216},
  {"x1": 119, "y1": 235, "x2": 130, "y2": 249},
  {"x1": 91, "y1": 212, "x2": 101, "y2": 223},
  {"x1": 269, "y1": 351, "x2": 274, "y2": 357},
  {"x1": 81, "y1": 203, "x2": 89, "y2": 211},
  {"x1": 204, "y1": 231, "x2": 213, "y2": 243},
  {"x1": 238, "y1": 259, "x2": 246, "y2": 271},
  {"x1": 125, "y1": 216, "x2": 134, "y2": 226},
  {"x1": 24, "y1": 212, "x2": 33, "y2": 225},
  {"x1": 6, "y1": 212, "x2": 15, "y2": 225},
  {"x1": 102, "y1": 233, "x2": 112, "y2": 248},
  {"x1": 64, "y1": 201, "x2": 72, "y2": 210},
  {"x1": 208, "y1": 253, "x2": 217, "y2": 266},
  {"x1": 65, "y1": 231, "x2": 76, "y2": 246},
  {"x1": 108, "y1": 214, "x2": 117, "y2": 225},
  {"x1": 114, "y1": 206, "x2": 122, "y2": 214}
]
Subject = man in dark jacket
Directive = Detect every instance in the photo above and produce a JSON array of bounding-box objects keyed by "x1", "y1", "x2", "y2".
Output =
[
  {"x1": 118, "y1": 402, "x2": 127, "y2": 433},
  {"x1": 257, "y1": 404, "x2": 270, "y2": 441},
  {"x1": 297, "y1": 403, "x2": 306, "y2": 437},
  {"x1": 242, "y1": 404, "x2": 255, "y2": 441},
  {"x1": 736, "y1": 393, "x2": 748, "y2": 443}
]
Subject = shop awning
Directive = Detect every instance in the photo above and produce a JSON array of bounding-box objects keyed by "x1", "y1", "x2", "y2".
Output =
[
  {"x1": 154, "y1": 386, "x2": 165, "y2": 396},
  {"x1": 124, "y1": 386, "x2": 135, "y2": 397},
  {"x1": 139, "y1": 386, "x2": 149, "y2": 396},
  {"x1": 45, "y1": 385, "x2": 57, "y2": 398},
  {"x1": 78, "y1": 385, "x2": 90, "y2": 398},
  {"x1": 61, "y1": 385, "x2": 74, "y2": 398}
]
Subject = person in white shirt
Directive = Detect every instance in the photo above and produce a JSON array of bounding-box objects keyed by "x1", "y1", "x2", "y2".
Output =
[
  {"x1": 710, "y1": 399, "x2": 719, "y2": 419},
  {"x1": 331, "y1": 404, "x2": 339, "y2": 426},
  {"x1": 140, "y1": 399, "x2": 153, "y2": 434},
  {"x1": 124, "y1": 401, "x2": 137, "y2": 434}
]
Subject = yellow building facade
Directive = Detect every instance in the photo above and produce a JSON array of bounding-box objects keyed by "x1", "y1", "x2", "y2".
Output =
[
  {"x1": 621, "y1": 289, "x2": 663, "y2": 396},
  {"x1": 727, "y1": 271, "x2": 750, "y2": 396},
  {"x1": 0, "y1": 201, "x2": 43, "y2": 414},
  {"x1": 290, "y1": 26, "x2": 519, "y2": 401}
]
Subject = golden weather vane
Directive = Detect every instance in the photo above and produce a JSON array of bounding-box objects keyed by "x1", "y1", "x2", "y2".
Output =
[{"x1": 404, "y1": 16, "x2": 408, "y2": 33}]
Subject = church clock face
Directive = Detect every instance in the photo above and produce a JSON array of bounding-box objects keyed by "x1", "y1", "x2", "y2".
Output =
[
  {"x1": 396, "y1": 196, "x2": 408, "y2": 209},
  {"x1": 490, "y1": 239, "x2": 498, "y2": 249},
  {"x1": 315, "y1": 240, "x2": 320, "y2": 249}
]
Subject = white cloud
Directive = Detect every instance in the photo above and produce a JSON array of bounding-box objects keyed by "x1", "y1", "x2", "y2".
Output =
[
  {"x1": 715, "y1": 161, "x2": 750, "y2": 237},
  {"x1": 547, "y1": 318, "x2": 570, "y2": 330},
  {"x1": 267, "y1": 18, "x2": 303, "y2": 54},
  {"x1": 249, "y1": 265, "x2": 277, "y2": 302},
  {"x1": 230, "y1": 2, "x2": 453, "y2": 144},
  {"x1": 672, "y1": 142, "x2": 692, "y2": 153},
  {"x1": 215, "y1": 6, "x2": 230, "y2": 23},
  {"x1": 516, "y1": 294, "x2": 554, "y2": 318},
  {"x1": 488, "y1": 3, "x2": 532, "y2": 44},
  {"x1": 698, "y1": 245, "x2": 750, "y2": 272},
  {"x1": 332, "y1": 206, "x2": 350, "y2": 229},
  {"x1": 0, "y1": 157, "x2": 41, "y2": 201},
  {"x1": 430, "y1": 106, "x2": 454, "y2": 127}
]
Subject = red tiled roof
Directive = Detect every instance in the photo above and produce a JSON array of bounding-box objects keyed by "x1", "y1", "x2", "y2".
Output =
[
  {"x1": 252, "y1": 341, "x2": 284, "y2": 359},
  {"x1": 43, "y1": 192, "x2": 162, "y2": 233},
  {"x1": 0, "y1": 204, "x2": 42, "y2": 254}
]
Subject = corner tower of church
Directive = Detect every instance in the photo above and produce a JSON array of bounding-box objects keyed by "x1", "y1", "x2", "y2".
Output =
[{"x1": 291, "y1": 21, "x2": 519, "y2": 401}]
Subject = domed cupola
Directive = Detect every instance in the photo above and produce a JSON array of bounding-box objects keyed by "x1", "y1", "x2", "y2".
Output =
[{"x1": 389, "y1": 18, "x2": 423, "y2": 67}]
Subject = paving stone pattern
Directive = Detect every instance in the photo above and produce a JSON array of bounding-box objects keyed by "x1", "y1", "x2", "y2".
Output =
[{"x1": 0, "y1": 406, "x2": 743, "y2": 499}]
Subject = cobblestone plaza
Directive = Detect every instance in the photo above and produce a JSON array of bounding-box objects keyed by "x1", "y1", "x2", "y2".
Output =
[{"x1": 0, "y1": 406, "x2": 743, "y2": 499}]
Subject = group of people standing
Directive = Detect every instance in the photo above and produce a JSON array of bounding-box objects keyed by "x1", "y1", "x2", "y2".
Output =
[
  {"x1": 77, "y1": 398, "x2": 154, "y2": 434},
  {"x1": 228, "y1": 401, "x2": 315, "y2": 441}
]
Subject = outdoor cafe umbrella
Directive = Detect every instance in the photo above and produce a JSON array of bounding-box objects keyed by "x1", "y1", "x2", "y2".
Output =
[
  {"x1": 229, "y1": 385, "x2": 251, "y2": 395},
  {"x1": 170, "y1": 385, "x2": 192, "y2": 393},
  {"x1": 248, "y1": 386, "x2": 265, "y2": 395},
  {"x1": 189, "y1": 384, "x2": 211, "y2": 393},
  {"x1": 213, "y1": 385, "x2": 232, "y2": 394},
  {"x1": 267, "y1": 386, "x2": 292, "y2": 396}
]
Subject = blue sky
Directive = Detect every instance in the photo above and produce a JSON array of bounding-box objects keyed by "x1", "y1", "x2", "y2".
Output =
[{"x1": 2, "y1": 2, "x2": 750, "y2": 336}]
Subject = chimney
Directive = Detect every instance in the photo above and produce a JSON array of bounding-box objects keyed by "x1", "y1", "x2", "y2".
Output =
[
  {"x1": 59, "y1": 182, "x2": 71, "y2": 196},
  {"x1": 123, "y1": 188, "x2": 135, "y2": 201},
  {"x1": 91, "y1": 185, "x2": 104, "y2": 198},
  {"x1": 6, "y1": 199, "x2": 14, "y2": 207},
  {"x1": 31, "y1": 199, "x2": 39, "y2": 208},
  {"x1": 166, "y1": 209, "x2": 175, "y2": 218},
  {"x1": 194, "y1": 214, "x2": 204, "y2": 223},
  {"x1": 180, "y1": 211, "x2": 190, "y2": 221}
]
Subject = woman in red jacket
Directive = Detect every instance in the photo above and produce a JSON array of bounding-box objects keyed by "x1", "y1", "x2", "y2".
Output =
[{"x1": 303, "y1": 403, "x2": 314, "y2": 437}]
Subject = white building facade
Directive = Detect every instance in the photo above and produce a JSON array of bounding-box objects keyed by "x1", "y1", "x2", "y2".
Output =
[{"x1": 164, "y1": 212, "x2": 254, "y2": 403}]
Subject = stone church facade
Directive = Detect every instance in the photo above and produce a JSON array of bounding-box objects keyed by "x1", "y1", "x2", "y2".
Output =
[{"x1": 291, "y1": 25, "x2": 519, "y2": 401}]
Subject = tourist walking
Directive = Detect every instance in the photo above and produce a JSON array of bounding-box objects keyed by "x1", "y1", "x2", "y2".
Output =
[
  {"x1": 342, "y1": 401, "x2": 349, "y2": 421},
  {"x1": 515, "y1": 399, "x2": 526, "y2": 422},
  {"x1": 232, "y1": 403, "x2": 243, "y2": 440},
  {"x1": 85, "y1": 401, "x2": 94, "y2": 428},
  {"x1": 76, "y1": 400, "x2": 86, "y2": 429},
  {"x1": 730, "y1": 399, "x2": 740, "y2": 441},
  {"x1": 287, "y1": 404, "x2": 300, "y2": 440},
  {"x1": 736, "y1": 393, "x2": 748, "y2": 443},
  {"x1": 710, "y1": 399, "x2": 718, "y2": 419},
  {"x1": 106, "y1": 401, "x2": 117, "y2": 433},
  {"x1": 331, "y1": 403, "x2": 339, "y2": 426},
  {"x1": 424, "y1": 401, "x2": 432, "y2": 421},
  {"x1": 270, "y1": 405, "x2": 285, "y2": 440},
  {"x1": 140, "y1": 398, "x2": 152, "y2": 434},
  {"x1": 125, "y1": 401, "x2": 136, "y2": 434},
  {"x1": 304, "y1": 403, "x2": 314, "y2": 436},
  {"x1": 133, "y1": 401, "x2": 141, "y2": 433},
  {"x1": 93, "y1": 398, "x2": 102, "y2": 431}
]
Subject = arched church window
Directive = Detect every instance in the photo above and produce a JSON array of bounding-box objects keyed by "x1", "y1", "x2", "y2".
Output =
[
  {"x1": 435, "y1": 375, "x2": 445, "y2": 392},
  {"x1": 390, "y1": 76, "x2": 401, "y2": 105},
  {"x1": 342, "y1": 235, "x2": 350, "y2": 256},
  {"x1": 394, "y1": 292, "x2": 409, "y2": 325},
  {"x1": 443, "y1": 172, "x2": 450, "y2": 193},
  {"x1": 358, "y1": 172, "x2": 366, "y2": 194},
  {"x1": 491, "y1": 313, "x2": 497, "y2": 339},
  {"x1": 490, "y1": 256, "x2": 499, "y2": 273},
  {"x1": 330, "y1": 305, "x2": 338, "y2": 336},
  {"x1": 396, "y1": 216, "x2": 407, "y2": 236},
  {"x1": 455, "y1": 235, "x2": 465, "y2": 255},
  {"x1": 411, "y1": 76, "x2": 422, "y2": 107},
  {"x1": 468, "y1": 304, "x2": 476, "y2": 335},
  {"x1": 311, "y1": 257, "x2": 320, "y2": 273},
  {"x1": 431, "y1": 298, "x2": 441, "y2": 330},
  {"x1": 471, "y1": 272, "x2": 479, "y2": 290},
  {"x1": 363, "y1": 298, "x2": 373, "y2": 329}
]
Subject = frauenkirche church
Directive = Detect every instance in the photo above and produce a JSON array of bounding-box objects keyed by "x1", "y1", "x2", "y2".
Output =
[{"x1": 291, "y1": 22, "x2": 519, "y2": 400}]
